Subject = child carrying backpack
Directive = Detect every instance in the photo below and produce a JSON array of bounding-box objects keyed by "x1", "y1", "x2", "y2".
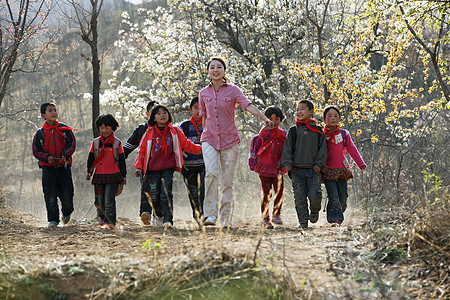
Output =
[
  {"x1": 249, "y1": 106, "x2": 287, "y2": 229},
  {"x1": 86, "y1": 114, "x2": 126, "y2": 229}
]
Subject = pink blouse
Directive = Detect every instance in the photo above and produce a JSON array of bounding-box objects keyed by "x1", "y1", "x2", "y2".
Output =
[{"x1": 199, "y1": 82, "x2": 252, "y2": 150}]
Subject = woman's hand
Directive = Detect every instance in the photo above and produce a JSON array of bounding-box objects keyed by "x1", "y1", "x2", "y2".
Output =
[
  {"x1": 264, "y1": 118, "x2": 274, "y2": 129},
  {"x1": 246, "y1": 104, "x2": 273, "y2": 128}
]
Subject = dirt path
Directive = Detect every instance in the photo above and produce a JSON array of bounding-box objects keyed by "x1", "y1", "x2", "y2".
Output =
[{"x1": 0, "y1": 210, "x2": 381, "y2": 299}]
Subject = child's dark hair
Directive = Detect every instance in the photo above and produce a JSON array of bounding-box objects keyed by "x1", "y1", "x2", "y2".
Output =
[
  {"x1": 298, "y1": 100, "x2": 314, "y2": 111},
  {"x1": 148, "y1": 104, "x2": 173, "y2": 126},
  {"x1": 95, "y1": 114, "x2": 119, "y2": 131},
  {"x1": 40, "y1": 102, "x2": 56, "y2": 114},
  {"x1": 323, "y1": 105, "x2": 341, "y2": 119},
  {"x1": 264, "y1": 105, "x2": 284, "y2": 121},
  {"x1": 190, "y1": 96, "x2": 199, "y2": 109},
  {"x1": 146, "y1": 101, "x2": 158, "y2": 112}
]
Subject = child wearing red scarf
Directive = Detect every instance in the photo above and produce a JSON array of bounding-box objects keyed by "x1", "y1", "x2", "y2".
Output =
[
  {"x1": 249, "y1": 106, "x2": 287, "y2": 229},
  {"x1": 86, "y1": 114, "x2": 127, "y2": 229},
  {"x1": 32, "y1": 103, "x2": 76, "y2": 228},
  {"x1": 122, "y1": 101, "x2": 158, "y2": 226},
  {"x1": 134, "y1": 105, "x2": 202, "y2": 228},
  {"x1": 282, "y1": 100, "x2": 327, "y2": 229},
  {"x1": 179, "y1": 97, "x2": 205, "y2": 226},
  {"x1": 322, "y1": 105, "x2": 366, "y2": 225}
]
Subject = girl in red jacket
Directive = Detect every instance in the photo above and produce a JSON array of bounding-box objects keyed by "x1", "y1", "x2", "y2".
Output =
[
  {"x1": 86, "y1": 114, "x2": 127, "y2": 230},
  {"x1": 134, "y1": 105, "x2": 202, "y2": 228},
  {"x1": 249, "y1": 106, "x2": 287, "y2": 229}
]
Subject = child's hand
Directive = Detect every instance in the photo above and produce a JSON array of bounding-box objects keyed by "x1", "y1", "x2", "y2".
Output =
[
  {"x1": 277, "y1": 160, "x2": 283, "y2": 170},
  {"x1": 86, "y1": 173, "x2": 91, "y2": 181},
  {"x1": 360, "y1": 165, "x2": 367, "y2": 170},
  {"x1": 122, "y1": 178, "x2": 127, "y2": 185},
  {"x1": 313, "y1": 165, "x2": 321, "y2": 174},
  {"x1": 47, "y1": 156, "x2": 55, "y2": 164},
  {"x1": 135, "y1": 170, "x2": 141, "y2": 177},
  {"x1": 284, "y1": 164, "x2": 292, "y2": 173}
]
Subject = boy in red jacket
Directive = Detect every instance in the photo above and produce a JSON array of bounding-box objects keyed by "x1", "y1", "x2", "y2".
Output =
[{"x1": 32, "y1": 103, "x2": 76, "y2": 227}]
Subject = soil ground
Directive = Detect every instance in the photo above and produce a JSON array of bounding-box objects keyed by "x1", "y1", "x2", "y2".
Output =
[{"x1": 0, "y1": 208, "x2": 407, "y2": 299}]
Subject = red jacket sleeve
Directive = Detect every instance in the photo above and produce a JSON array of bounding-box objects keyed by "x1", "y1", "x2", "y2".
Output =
[
  {"x1": 175, "y1": 127, "x2": 202, "y2": 155},
  {"x1": 134, "y1": 130, "x2": 149, "y2": 170}
]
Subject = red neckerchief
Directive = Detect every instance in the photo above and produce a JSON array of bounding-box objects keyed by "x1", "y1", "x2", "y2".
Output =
[
  {"x1": 155, "y1": 123, "x2": 170, "y2": 157},
  {"x1": 89, "y1": 133, "x2": 115, "y2": 173},
  {"x1": 296, "y1": 118, "x2": 324, "y2": 135},
  {"x1": 190, "y1": 116, "x2": 202, "y2": 138},
  {"x1": 324, "y1": 124, "x2": 341, "y2": 144},
  {"x1": 42, "y1": 121, "x2": 73, "y2": 137},
  {"x1": 257, "y1": 128, "x2": 284, "y2": 157}
]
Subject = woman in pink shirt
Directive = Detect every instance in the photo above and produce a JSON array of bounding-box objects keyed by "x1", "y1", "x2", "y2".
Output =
[
  {"x1": 200, "y1": 57, "x2": 273, "y2": 228},
  {"x1": 321, "y1": 105, "x2": 366, "y2": 225}
]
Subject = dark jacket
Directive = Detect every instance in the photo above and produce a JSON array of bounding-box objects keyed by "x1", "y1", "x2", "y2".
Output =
[
  {"x1": 282, "y1": 122, "x2": 327, "y2": 169},
  {"x1": 179, "y1": 120, "x2": 204, "y2": 167},
  {"x1": 123, "y1": 123, "x2": 148, "y2": 159},
  {"x1": 32, "y1": 122, "x2": 76, "y2": 167}
]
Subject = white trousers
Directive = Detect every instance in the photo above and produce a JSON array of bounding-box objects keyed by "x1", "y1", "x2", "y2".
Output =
[{"x1": 202, "y1": 142, "x2": 239, "y2": 225}]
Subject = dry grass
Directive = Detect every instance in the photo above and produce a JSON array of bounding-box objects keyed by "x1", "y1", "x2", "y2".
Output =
[
  {"x1": 404, "y1": 193, "x2": 450, "y2": 298},
  {"x1": 327, "y1": 190, "x2": 450, "y2": 299},
  {"x1": 107, "y1": 250, "x2": 297, "y2": 299}
]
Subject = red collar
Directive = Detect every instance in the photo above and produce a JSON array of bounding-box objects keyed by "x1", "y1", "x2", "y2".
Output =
[
  {"x1": 190, "y1": 116, "x2": 202, "y2": 137},
  {"x1": 296, "y1": 118, "x2": 324, "y2": 135},
  {"x1": 324, "y1": 125, "x2": 341, "y2": 144}
]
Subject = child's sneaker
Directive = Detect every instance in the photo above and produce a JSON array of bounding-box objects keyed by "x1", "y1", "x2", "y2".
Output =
[
  {"x1": 272, "y1": 214, "x2": 283, "y2": 225},
  {"x1": 331, "y1": 221, "x2": 341, "y2": 227},
  {"x1": 298, "y1": 221, "x2": 308, "y2": 229},
  {"x1": 98, "y1": 218, "x2": 105, "y2": 226},
  {"x1": 310, "y1": 212, "x2": 319, "y2": 223},
  {"x1": 163, "y1": 222, "x2": 173, "y2": 229},
  {"x1": 203, "y1": 216, "x2": 216, "y2": 226},
  {"x1": 47, "y1": 221, "x2": 58, "y2": 228},
  {"x1": 263, "y1": 218, "x2": 274, "y2": 229},
  {"x1": 61, "y1": 215, "x2": 71, "y2": 225},
  {"x1": 140, "y1": 212, "x2": 151, "y2": 226},
  {"x1": 102, "y1": 223, "x2": 115, "y2": 230},
  {"x1": 153, "y1": 215, "x2": 164, "y2": 227}
]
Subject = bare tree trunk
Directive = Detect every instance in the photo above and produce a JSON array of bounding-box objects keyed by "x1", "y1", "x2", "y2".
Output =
[
  {"x1": 91, "y1": 4, "x2": 101, "y2": 138},
  {"x1": 69, "y1": 0, "x2": 103, "y2": 138},
  {"x1": 306, "y1": 0, "x2": 332, "y2": 104},
  {"x1": 367, "y1": 112, "x2": 381, "y2": 215},
  {"x1": 71, "y1": 0, "x2": 104, "y2": 138}
]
